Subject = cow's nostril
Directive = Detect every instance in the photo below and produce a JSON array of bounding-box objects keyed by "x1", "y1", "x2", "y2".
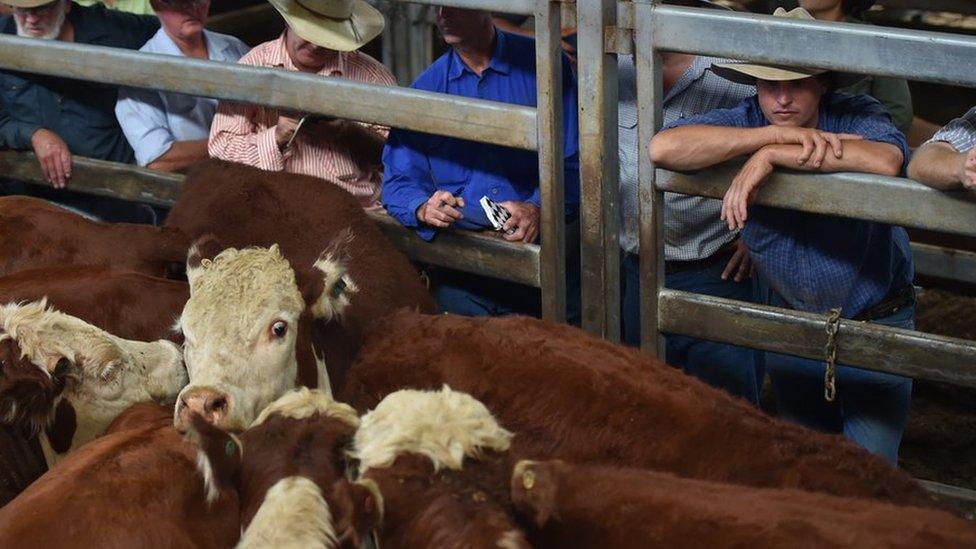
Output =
[{"x1": 210, "y1": 397, "x2": 227, "y2": 413}]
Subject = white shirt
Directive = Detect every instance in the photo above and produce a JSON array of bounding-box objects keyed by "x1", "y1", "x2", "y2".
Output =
[{"x1": 115, "y1": 28, "x2": 249, "y2": 166}]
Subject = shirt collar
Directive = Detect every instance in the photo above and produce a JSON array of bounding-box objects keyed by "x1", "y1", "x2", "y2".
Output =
[
  {"x1": 447, "y1": 27, "x2": 510, "y2": 81},
  {"x1": 271, "y1": 32, "x2": 346, "y2": 76},
  {"x1": 71, "y1": 3, "x2": 111, "y2": 44}
]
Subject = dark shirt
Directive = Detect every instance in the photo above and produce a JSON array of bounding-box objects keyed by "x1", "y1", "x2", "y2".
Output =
[
  {"x1": 381, "y1": 30, "x2": 580, "y2": 241},
  {"x1": 666, "y1": 92, "x2": 914, "y2": 318},
  {"x1": 0, "y1": 4, "x2": 158, "y2": 163}
]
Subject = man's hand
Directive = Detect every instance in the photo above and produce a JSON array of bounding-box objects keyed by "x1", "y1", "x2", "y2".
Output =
[
  {"x1": 721, "y1": 239, "x2": 753, "y2": 283},
  {"x1": 500, "y1": 201, "x2": 540, "y2": 243},
  {"x1": 30, "y1": 128, "x2": 71, "y2": 188},
  {"x1": 721, "y1": 149, "x2": 775, "y2": 231},
  {"x1": 956, "y1": 147, "x2": 976, "y2": 190},
  {"x1": 416, "y1": 190, "x2": 465, "y2": 228},
  {"x1": 771, "y1": 126, "x2": 863, "y2": 168},
  {"x1": 274, "y1": 115, "x2": 301, "y2": 150}
]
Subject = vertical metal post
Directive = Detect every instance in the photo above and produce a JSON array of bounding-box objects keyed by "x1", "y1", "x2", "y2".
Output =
[
  {"x1": 635, "y1": 1, "x2": 666, "y2": 357},
  {"x1": 577, "y1": 0, "x2": 621, "y2": 340},
  {"x1": 536, "y1": 0, "x2": 567, "y2": 321}
]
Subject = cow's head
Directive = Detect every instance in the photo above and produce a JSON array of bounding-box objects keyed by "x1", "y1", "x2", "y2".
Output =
[
  {"x1": 188, "y1": 387, "x2": 381, "y2": 548},
  {"x1": 0, "y1": 299, "x2": 187, "y2": 457},
  {"x1": 174, "y1": 234, "x2": 357, "y2": 432}
]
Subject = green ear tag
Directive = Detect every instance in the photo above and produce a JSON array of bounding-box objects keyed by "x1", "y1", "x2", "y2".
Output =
[
  {"x1": 225, "y1": 440, "x2": 236, "y2": 456},
  {"x1": 331, "y1": 278, "x2": 347, "y2": 299}
]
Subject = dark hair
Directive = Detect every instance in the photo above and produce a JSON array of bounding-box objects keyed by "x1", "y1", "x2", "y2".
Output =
[
  {"x1": 149, "y1": 0, "x2": 207, "y2": 12},
  {"x1": 842, "y1": 0, "x2": 875, "y2": 18}
]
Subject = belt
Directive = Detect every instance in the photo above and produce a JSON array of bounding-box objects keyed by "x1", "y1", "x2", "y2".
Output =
[
  {"x1": 663, "y1": 241, "x2": 738, "y2": 276},
  {"x1": 852, "y1": 286, "x2": 915, "y2": 322}
]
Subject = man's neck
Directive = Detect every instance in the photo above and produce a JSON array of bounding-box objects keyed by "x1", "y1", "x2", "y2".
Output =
[
  {"x1": 455, "y1": 26, "x2": 495, "y2": 76},
  {"x1": 806, "y1": 5, "x2": 844, "y2": 22},
  {"x1": 166, "y1": 29, "x2": 208, "y2": 59},
  {"x1": 57, "y1": 20, "x2": 74, "y2": 42},
  {"x1": 661, "y1": 52, "x2": 695, "y2": 94}
]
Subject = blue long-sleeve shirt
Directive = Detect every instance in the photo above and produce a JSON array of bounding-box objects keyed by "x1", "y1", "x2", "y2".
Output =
[{"x1": 382, "y1": 30, "x2": 580, "y2": 241}]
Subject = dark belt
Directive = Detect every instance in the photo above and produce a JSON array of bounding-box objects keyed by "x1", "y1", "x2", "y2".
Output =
[
  {"x1": 663, "y1": 241, "x2": 738, "y2": 276},
  {"x1": 853, "y1": 286, "x2": 915, "y2": 322}
]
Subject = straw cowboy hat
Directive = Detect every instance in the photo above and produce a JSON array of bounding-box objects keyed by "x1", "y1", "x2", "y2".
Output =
[
  {"x1": 268, "y1": 0, "x2": 385, "y2": 52},
  {"x1": 2, "y1": 0, "x2": 61, "y2": 8},
  {"x1": 710, "y1": 7, "x2": 831, "y2": 85}
]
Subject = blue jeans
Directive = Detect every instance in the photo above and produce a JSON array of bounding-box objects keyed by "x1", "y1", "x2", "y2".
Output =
[
  {"x1": 764, "y1": 292, "x2": 915, "y2": 466},
  {"x1": 622, "y1": 253, "x2": 764, "y2": 404},
  {"x1": 434, "y1": 217, "x2": 582, "y2": 325}
]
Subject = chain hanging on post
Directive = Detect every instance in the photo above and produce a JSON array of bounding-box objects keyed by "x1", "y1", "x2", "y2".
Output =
[{"x1": 823, "y1": 307, "x2": 842, "y2": 402}]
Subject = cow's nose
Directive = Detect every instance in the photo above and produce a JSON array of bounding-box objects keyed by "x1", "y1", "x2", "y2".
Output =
[{"x1": 177, "y1": 388, "x2": 230, "y2": 430}]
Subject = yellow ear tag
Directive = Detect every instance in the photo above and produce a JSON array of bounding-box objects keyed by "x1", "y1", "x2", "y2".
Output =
[{"x1": 522, "y1": 469, "x2": 535, "y2": 490}]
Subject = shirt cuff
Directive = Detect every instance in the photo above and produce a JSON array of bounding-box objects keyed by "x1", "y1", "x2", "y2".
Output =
[
  {"x1": 256, "y1": 126, "x2": 286, "y2": 171},
  {"x1": 13, "y1": 122, "x2": 43, "y2": 150}
]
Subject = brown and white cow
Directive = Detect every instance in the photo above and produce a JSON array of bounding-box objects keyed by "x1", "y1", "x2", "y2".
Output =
[
  {"x1": 165, "y1": 160, "x2": 436, "y2": 399},
  {"x1": 510, "y1": 459, "x2": 976, "y2": 549},
  {"x1": 0, "y1": 300, "x2": 186, "y2": 464},
  {"x1": 0, "y1": 196, "x2": 189, "y2": 278},
  {"x1": 189, "y1": 387, "x2": 381, "y2": 548},
  {"x1": 352, "y1": 386, "x2": 530, "y2": 549},
  {"x1": 340, "y1": 311, "x2": 935, "y2": 508},
  {"x1": 0, "y1": 403, "x2": 240, "y2": 548}
]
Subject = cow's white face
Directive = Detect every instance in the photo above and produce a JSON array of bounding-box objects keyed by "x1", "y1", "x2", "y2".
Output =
[
  {"x1": 0, "y1": 299, "x2": 187, "y2": 461},
  {"x1": 175, "y1": 239, "x2": 355, "y2": 432}
]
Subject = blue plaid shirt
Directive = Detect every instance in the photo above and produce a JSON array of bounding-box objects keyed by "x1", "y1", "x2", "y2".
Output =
[
  {"x1": 381, "y1": 30, "x2": 580, "y2": 241},
  {"x1": 666, "y1": 92, "x2": 914, "y2": 317}
]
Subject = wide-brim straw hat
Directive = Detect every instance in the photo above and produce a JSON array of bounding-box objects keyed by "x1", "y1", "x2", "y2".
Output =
[
  {"x1": 2, "y1": 0, "x2": 59, "y2": 8},
  {"x1": 710, "y1": 7, "x2": 830, "y2": 86},
  {"x1": 268, "y1": 0, "x2": 385, "y2": 52}
]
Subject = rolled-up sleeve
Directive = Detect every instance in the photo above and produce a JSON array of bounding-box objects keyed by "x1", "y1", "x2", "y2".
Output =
[
  {"x1": 925, "y1": 105, "x2": 976, "y2": 154},
  {"x1": 208, "y1": 100, "x2": 285, "y2": 172},
  {"x1": 115, "y1": 87, "x2": 175, "y2": 166},
  {"x1": 381, "y1": 128, "x2": 437, "y2": 240}
]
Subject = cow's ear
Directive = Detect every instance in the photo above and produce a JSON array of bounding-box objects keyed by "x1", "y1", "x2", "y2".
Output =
[
  {"x1": 186, "y1": 234, "x2": 224, "y2": 287},
  {"x1": 510, "y1": 460, "x2": 559, "y2": 528},
  {"x1": 299, "y1": 229, "x2": 358, "y2": 321},
  {"x1": 332, "y1": 478, "x2": 383, "y2": 548},
  {"x1": 184, "y1": 413, "x2": 242, "y2": 504}
]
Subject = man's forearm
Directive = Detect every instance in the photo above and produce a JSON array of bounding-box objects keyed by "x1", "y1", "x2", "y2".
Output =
[
  {"x1": 146, "y1": 139, "x2": 208, "y2": 173},
  {"x1": 650, "y1": 125, "x2": 777, "y2": 171},
  {"x1": 906, "y1": 142, "x2": 965, "y2": 190},
  {"x1": 761, "y1": 141, "x2": 902, "y2": 177}
]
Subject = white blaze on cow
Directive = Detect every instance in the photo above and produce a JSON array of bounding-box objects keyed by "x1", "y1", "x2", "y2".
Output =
[
  {"x1": 175, "y1": 239, "x2": 356, "y2": 432},
  {"x1": 0, "y1": 299, "x2": 186, "y2": 462}
]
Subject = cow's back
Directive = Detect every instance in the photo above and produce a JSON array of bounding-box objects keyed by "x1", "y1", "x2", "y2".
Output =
[
  {"x1": 0, "y1": 267, "x2": 188, "y2": 342},
  {"x1": 0, "y1": 403, "x2": 240, "y2": 548},
  {"x1": 343, "y1": 311, "x2": 933, "y2": 508}
]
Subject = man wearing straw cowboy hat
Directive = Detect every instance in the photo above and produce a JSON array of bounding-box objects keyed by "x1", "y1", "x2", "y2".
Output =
[
  {"x1": 208, "y1": 0, "x2": 395, "y2": 210},
  {"x1": 0, "y1": 0, "x2": 157, "y2": 220},
  {"x1": 651, "y1": 7, "x2": 915, "y2": 465}
]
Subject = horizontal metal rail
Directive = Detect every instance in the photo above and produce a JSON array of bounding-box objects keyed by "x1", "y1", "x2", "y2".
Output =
[
  {"x1": 0, "y1": 35, "x2": 537, "y2": 151},
  {"x1": 393, "y1": 0, "x2": 534, "y2": 15},
  {"x1": 0, "y1": 151, "x2": 540, "y2": 284},
  {"x1": 617, "y1": 4, "x2": 976, "y2": 88},
  {"x1": 658, "y1": 289, "x2": 976, "y2": 389},
  {"x1": 657, "y1": 166, "x2": 976, "y2": 239},
  {"x1": 912, "y1": 243, "x2": 976, "y2": 285}
]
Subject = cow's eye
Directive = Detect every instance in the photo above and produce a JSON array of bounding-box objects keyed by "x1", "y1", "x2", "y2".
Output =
[{"x1": 270, "y1": 321, "x2": 288, "y2": 339}]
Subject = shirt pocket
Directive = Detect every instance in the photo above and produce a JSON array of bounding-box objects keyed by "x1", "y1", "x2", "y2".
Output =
[
  {"x1": 427, "y1": 136, "x2": 470, "y2": 186},
  {"x1": 2, "y1": 76, "x2": 33, "y2": 115}
]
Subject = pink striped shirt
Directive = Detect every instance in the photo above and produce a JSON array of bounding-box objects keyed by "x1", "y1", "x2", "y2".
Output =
[{"x1": 208, "y1": 34, "x2": 397, "y2": 209}]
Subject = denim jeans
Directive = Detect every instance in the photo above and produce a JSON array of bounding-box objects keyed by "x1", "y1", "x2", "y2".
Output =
[
  {"x1": 621, "y1": 253, "x2": 764, "y2": 404},
  {"x1": 434, "y1": 217, "x2": 582, "y2": 326},
  {"x1": 764, "y1": 291, "x2": 915, "y2": 466}
]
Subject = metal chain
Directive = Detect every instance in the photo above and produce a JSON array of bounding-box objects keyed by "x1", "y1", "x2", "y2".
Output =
[{"x1": 823, "y1": 307, "x2": 842, "y2": 402}]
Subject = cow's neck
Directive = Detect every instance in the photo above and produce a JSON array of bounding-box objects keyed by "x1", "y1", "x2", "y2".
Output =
[{"x1": 238, "y1": 476, "x2": 337, "y2": 548}]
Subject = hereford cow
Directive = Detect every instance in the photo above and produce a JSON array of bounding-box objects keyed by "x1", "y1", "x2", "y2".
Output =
[
  {"x1": 340, "y1": 311, "x2": 934, "y2": 508},
  {"x1": 0, "y1": 266, "x2": 188, "y2": 342},
  {"x1": 189, "y1": 387, "x2": 381, "y2": 548},
  {"x1": 0, "y1": 196, "x2": 189, "y2": 278},
  {"x1": 165, "y1": 160, "x2": 435, "y2": 399},
  {"x1": 510, "y1": 460, "x2": 976, "y2": 548},
  {"x1": 0, "y1": 403, "x2": 240, "y2": 548},
  {"x1": 0, "y1": 300, "x2": 186, "y2": 465},
  {"x1": 352, "y1": 386, "x2": 530, "y2": 549}
]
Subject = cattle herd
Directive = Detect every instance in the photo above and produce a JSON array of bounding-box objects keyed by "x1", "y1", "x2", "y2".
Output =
[{"x1": 0, "y1": 160, "x2": 973, "y2": 548}]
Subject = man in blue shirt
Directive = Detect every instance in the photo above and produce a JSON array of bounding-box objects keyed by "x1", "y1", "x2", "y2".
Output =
[
  {"x1": 649, "y1": 8, "x2": 914, "y2": 465},
  {"x1": 382, "y1": 7, "x2": 580, "y2": 319}
]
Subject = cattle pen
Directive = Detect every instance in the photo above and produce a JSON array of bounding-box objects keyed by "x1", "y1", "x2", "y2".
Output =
[{"x1": 0, "y1": 0, "x2": 974, "y2": 508}]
